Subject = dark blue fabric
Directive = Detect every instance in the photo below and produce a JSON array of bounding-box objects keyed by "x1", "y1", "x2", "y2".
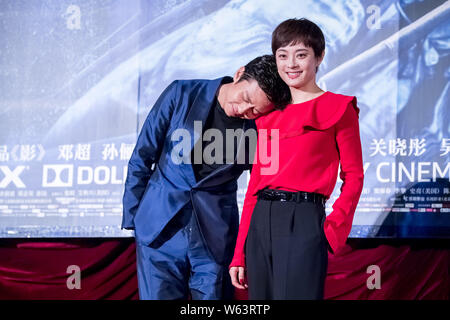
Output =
[
  {"x1": 122, "y1": 77, "x2": 256, "y2": 266},
  {"x1": 135, "y1": 204, "x2": 234, "y2": 300}
]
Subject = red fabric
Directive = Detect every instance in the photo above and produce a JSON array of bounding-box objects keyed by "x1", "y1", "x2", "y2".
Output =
[
  {"x1": 231, "y1": 92, "x2": 364, "y2": 267},
  {"x1": 234, "y1": 241, "x2": 449, "y2": 300},
  {"x1": 0, "y1": 239, "x2": 138, "y2": 300},
  {"x1": 324, "y1": 243, "x2": 449, "y2": 300},
  {"x1": 0, "y1": 239, "x2": 447, "y2": 299}
]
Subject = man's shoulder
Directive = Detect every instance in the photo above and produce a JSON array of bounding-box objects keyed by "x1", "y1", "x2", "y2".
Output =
[
  {"x1": 175, "y1": 78, "x2": 210, "y2": 84},
  {"x1": 160, "y1": 79, "x2": 209, "y2": 98},
  {"x1": 175, "y1": 77, "x2": 225, "y2": 88},
  {"x1": 163, "y1": 77, "x2": 228, "y2": 94}
]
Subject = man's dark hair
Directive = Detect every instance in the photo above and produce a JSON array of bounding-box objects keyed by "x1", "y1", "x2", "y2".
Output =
[
  {"x1": 271, "y1": 18, "x2": 325, "y2": 59},
  {"x1": 237, "y1": 55, "x2": 291, "y2": 110}
]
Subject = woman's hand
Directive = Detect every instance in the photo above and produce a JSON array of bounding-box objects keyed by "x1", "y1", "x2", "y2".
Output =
[{"x1": 229, "y1": 266, "x2": 248, "y2": 290}]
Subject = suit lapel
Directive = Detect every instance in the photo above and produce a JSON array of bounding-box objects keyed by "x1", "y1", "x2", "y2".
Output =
[{"x1": 181, "y1": 77, "x2": 227, "y2": 186}]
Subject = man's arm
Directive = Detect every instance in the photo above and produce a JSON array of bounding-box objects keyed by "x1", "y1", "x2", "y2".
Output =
[{"x1": 122, "y1": 81, "x2": 179, "y2": 229}]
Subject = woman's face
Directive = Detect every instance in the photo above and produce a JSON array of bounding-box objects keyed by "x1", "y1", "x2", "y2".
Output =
[{"x1": 275, "y1": 42, "x2": 323, "y2": 90}]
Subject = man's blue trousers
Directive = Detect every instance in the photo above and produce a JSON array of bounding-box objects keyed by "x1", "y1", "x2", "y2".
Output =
[{"x1": 135, "y1": 203, "x2": 234, "y2": 300}]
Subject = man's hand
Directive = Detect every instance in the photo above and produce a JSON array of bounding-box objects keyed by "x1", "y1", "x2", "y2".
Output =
[{"x1": 229, "y1": 266, "x2": 248, "y2": 290}]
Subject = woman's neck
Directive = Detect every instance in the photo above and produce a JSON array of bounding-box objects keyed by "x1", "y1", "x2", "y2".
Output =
[{"x1": 290, "y1": 83, "x2": 324, "y2": 104}]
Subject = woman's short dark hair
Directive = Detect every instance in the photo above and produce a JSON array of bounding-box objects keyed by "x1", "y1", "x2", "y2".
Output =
[
  {"x1": 238, "y1": 55, "x2": 291, "y2": 110},
  {"x1": 271, "y1": 18, "x2": 325, "y2": 58}
]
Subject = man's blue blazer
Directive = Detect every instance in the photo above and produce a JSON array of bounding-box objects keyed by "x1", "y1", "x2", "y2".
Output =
[{"x1": 122, "y1": 77, "x2": 256, "y2": 265}]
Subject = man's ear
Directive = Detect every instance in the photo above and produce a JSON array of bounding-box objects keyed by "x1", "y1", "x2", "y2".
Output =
[{"x1": 233, "y1": 66, "x2": 246, "y2": 83}]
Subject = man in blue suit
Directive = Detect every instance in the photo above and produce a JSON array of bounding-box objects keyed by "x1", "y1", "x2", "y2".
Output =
[{"x1": 122, "y1": 55, "x2": 290, "y2": 300}]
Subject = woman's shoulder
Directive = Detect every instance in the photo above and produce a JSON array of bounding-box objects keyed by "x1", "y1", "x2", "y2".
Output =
[
  {"x1": 322, "y1": 91, "x2": 357, "y2": 107},
  {"x1": 302, "y1": 91, "x2": 359, "y2": 130}
]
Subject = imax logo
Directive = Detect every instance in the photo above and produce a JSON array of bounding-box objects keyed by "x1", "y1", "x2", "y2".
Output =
[{"x1": 0, "y1": 166, "x2": 27, "y2": 188}]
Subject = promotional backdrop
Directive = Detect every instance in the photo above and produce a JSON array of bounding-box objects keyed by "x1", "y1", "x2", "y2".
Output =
[{"x1": 0, "y1": 0, "x2": 449, "y2": 238}]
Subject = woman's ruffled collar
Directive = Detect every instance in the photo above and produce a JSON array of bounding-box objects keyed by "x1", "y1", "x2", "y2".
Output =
[{"x1": 256, "y1": 92, "x2": 358, "y2": 138}]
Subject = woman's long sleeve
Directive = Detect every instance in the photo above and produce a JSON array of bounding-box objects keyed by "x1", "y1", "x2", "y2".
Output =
[{"x1": 323, "y1": 102, "x2": 364, "y2": 253}]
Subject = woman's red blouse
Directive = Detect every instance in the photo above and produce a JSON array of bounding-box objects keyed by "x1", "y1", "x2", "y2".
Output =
[{"x1": 230, "y1": 91, "x2": 364, "y2": 267}]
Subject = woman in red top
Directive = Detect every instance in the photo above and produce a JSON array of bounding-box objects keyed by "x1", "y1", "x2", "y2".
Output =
[{"x1": 229, "y1": 18, "x2": 364, "y2": 299}]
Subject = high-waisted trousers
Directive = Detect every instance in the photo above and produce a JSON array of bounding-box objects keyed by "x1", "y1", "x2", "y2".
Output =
[{"x1": 245, "y1": 199, "x2": 329, "y2": 300}]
